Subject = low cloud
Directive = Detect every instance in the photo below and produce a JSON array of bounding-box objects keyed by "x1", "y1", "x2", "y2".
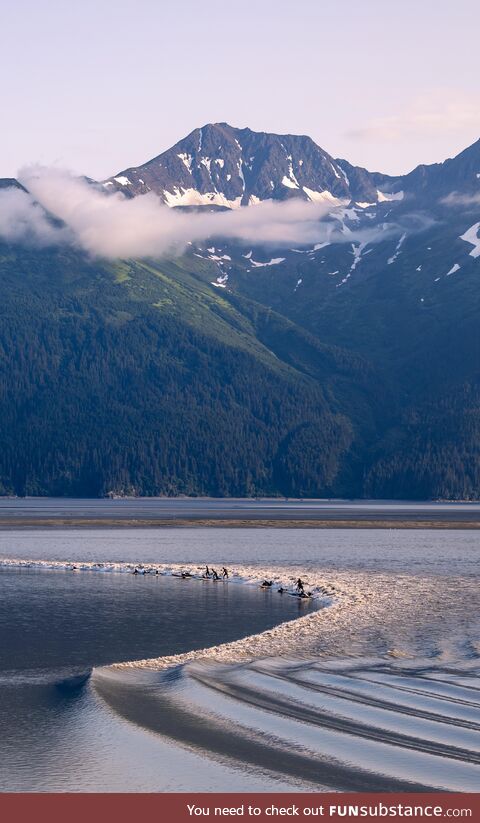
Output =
[
  {"x1": 441, "y1": 191, "x2": 480, "y2": 207},
  {"x1": 0, "y1": 166, "x2": 426, "y2": 259},
  {"x1": 0, "y1": 184, "x2": 71, "y2": 247},
  {"x1": 18, "y1": 167, "x2": 352, "y2": 256}
]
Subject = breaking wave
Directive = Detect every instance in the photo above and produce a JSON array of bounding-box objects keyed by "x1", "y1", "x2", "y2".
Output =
[{"x1": 3, "y1": 555, "x2": 479, "y2": 790}]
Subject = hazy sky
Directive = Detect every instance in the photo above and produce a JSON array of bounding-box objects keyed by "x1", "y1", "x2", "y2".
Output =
[{"x1": 2, "y1": 0, "x2": 479, "y2": 179}]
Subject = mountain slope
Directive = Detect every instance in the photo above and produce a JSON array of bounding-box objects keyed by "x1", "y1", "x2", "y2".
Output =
[
  {"x1": 0, "y1": 238, "x2": 381, "y2": 497},
  {"x1": 1, "y1": 125, "x2": 479, "y2": 499},
  {"x1": 105, "y1": 122, "x2": 382, "y2": 207}
]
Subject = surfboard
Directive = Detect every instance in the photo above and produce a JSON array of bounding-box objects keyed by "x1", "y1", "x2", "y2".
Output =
[{"x1": 287, "y1": 591, "x2": 312, "y2": 599}]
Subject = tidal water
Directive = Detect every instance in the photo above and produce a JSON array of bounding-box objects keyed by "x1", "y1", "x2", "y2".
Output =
[{"x1": 0, "y1": 527, "x2": 478, "y2": 791}]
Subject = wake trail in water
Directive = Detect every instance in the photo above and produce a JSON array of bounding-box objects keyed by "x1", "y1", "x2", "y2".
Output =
[{"x1": 93, "y1": 657, "x2": 480, "y2": 792}]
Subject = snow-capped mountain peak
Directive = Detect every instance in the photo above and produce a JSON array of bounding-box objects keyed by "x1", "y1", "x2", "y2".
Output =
[{"x1": 104, "y1": 122, "x2": 381, "y2": 208}]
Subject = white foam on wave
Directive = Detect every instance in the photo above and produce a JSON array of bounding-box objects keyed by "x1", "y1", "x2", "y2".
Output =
[
  {"x1": 0, "y1": 556, "x2": 348, "y2": 669},
  {"x1": 3, "y1": 556, "x2": 479, "y2": 672},
  {"x1": 0, "y1": 556, "x2": 333, "y2": 595}
]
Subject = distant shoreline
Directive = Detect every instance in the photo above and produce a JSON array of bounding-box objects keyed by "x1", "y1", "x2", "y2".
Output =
[
  {"x1": 1, "y1": 497, "x2": 479, "y2": 529},
  {"x1": 0, "y1": 518, "x2": 479, "y2": 529}
]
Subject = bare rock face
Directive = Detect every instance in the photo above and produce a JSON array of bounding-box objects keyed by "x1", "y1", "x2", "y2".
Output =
[{"x1": 104, "y1": 122, "x2": 380, "y2": 207}]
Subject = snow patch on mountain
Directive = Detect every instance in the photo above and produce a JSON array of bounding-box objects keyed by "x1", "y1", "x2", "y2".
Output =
[
  {"x1": 163, "y1": 187, "x2": 242, "y2": 209},
  {"x1": 237, "y1": 160, "x2": 245, "y2": 191},
  {"x1": 281, "y1": 160, "x2": 300, "y2": 189},
  {"x1": 114, "y1": 176, "x2": 131, "y2": 186},
  {"x1": 208, "y1": 253, "x2": 231, "y2": 262},
  {"x1": 302, "y1": 187, "x2": 345, "y2": 205},
  {"x1": 377, "y1": 189, "x2": 404, "y2": 203},
  {"x1": 337, "y1": 242, "x2": 368, "y2": 287},
  {"x1": 251, "y1": 257, "x2": 286, "y2": 268},
  {"x1": 460, "y1": 222, "x2": 480, "y2": 258},
  {"x1": 282, "y1": 175, "x2": 299, "y2": 189},
  {"x1": 336, "y1": 163, "x2": 350, "y2": 187},
  {"x1": 177, "y1": 153, "x2": 193, "y2": 172},
  {"x1": 211, "y1": 271, "x2": 229, "y2": 288},
  {"x1": 387, "y1": 233, "x2": 407, "y2": 264}
]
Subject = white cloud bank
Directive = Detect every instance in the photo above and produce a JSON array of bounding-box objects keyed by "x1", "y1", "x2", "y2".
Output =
[
  {"x1": 0, "y1": 166, "x2": 416, "y2": 259},
  {"x1": 0, "y1": 184, "x2": 70, "y2": 247},
  {"x1": 20, "y1": 167, "x2": 344, "y2": 256}
]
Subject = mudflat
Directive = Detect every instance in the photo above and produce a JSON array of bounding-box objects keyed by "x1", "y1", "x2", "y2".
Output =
[{"x1": 0, "y1": 498, "x2": 479, "y2": 528}]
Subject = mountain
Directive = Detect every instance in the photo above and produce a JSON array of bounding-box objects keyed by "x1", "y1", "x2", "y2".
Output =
[
  {"x1": 0, "y1": 178, "x2": 26, "y2": 191},
  {"x1": 0, "y1": 124, "x2": 479, "y2": 498},
  {"x1": 377, "y1": 137, "x2": 480, "y2": 202},
  {"x1": 104, "y1": 122, "x2": 384, "y2": 207},
  {"x1": 0, "y1": 241, "x2": 382, "y2": 497}
]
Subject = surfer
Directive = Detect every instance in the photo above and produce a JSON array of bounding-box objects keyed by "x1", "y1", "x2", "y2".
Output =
[
  {"x1": 204, "y1": 565, "x2": 211, "y2": 578},
  {"x1": 212, "y1": 569, "x2": 220, "y2": 580},
  {"x1": 222, "y1": 566, "x2": 229, "y2": 579},
  {"x1": 296, "y1": 577, "x2": 305, "y2": 594},
  {"x1": 261, "y1": 580, "x2": 273, "y2": 588},
  {"x1": 278, "y1": 586, "x2": 285, "y2": 594}
]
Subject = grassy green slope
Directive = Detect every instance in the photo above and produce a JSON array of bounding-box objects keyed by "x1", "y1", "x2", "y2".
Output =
[{"x1": 0, "y1": 243, "x2": 373, "y2": 497}]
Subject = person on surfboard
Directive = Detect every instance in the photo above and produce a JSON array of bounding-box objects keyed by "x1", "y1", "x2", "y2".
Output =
[
  {"x1": 296, "y1": 577, "x2": 305, "y2": 594},
  {"x1": 222, "y1": 567, "x2": 229, "y2": 579}
]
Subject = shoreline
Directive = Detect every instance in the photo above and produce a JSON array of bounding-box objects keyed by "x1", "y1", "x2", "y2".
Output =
[{"x1": 0, "y1": 517, "x2": 479, "y2": 529}]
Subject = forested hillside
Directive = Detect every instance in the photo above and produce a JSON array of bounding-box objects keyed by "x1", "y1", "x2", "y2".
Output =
[
  {"x1": 1, "y1": 124, "x2": 479, "y2": 499},
  {"x1": 0, "y1": 243, "x2": 376, "y2": 497}
]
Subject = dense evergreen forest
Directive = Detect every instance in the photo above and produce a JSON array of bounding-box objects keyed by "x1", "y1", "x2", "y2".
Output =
[{"x1": 0, "y1": 238, "x2": 478, "y2": 499}]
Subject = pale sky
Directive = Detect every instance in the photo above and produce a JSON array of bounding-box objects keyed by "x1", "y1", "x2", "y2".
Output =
[{"x1": 1, "y1": 0, "x2": 479, "y2": 179}]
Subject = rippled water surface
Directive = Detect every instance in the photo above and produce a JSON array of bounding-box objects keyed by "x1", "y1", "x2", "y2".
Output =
[{"x1": 0, "y1": 528, "x2": 479, "y2": 791}]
